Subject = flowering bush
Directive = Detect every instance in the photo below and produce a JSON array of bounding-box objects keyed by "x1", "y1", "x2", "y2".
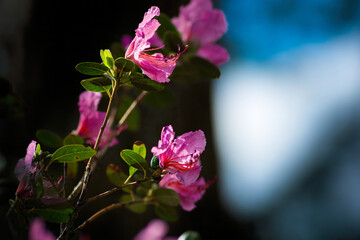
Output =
[{"x1": 7, "y1": 1, "x2": 229, "y2": 239}]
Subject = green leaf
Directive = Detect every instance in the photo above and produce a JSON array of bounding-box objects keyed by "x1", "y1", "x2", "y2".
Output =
[
  {"x1": 120, "y1": 195, "x2": 147, "y2": 214},
  {"x1": 63, "y1": 134, "x2": 84, "y2": 145},
  {"x1": 36, "y1": 129, "x2": 63, "y2": 148},
  {"x1": 130, "y1": 76, "x2": 165, "y2": 92},
  {"x1": 155, "y1": 14, "x2": 181, "y2": 40},
  {"x1": 116, "y1": 97, "x2": 140, "y2": 131},
  {"x1": 150, "y1": 155, "x2": 160, "y2": 170},
  {"x1": 67, "y1": 162, "x2": 78, "y2": 179},
  {"x1": 170, "y1": 64, "x2": 201, "y2": 84},
  {"x1": 100, "y1": 49, "x2": 115, "y2": 69},
  {"x1": 51, "y1": 144, "x2": 96, "y2": 163},
  {"x1": 114, "y1": 57, "x2": 135, "y2": 73},
  {"x1": 155, "y1": 203, "x2": 178, "y2": 222},
  {"x1": 128, "y1": 166, "x2": 138, "y2": 179},
  {"x1": 106, "y1": 164, "x2": 127, "y2": 186},
  {"x1": 143, "y1": 89, "x2": 174, "y2": 108},
  {"x1": 35, "y1": 143, "x2": 42, "y2": 156},
  {"x1": 75, "y1": 62, "x2": 109, "y2": 76},
  {"x1": 80, "y1": 77, "x2": 112, "y2": 92},
  {"x1": 188, "y1": 56, "x2": 220, "y2": 79},
  {"x1": 31, "y1": 206, "x2": 74, "y2": 223},
  {"x1": 178, "y1": 231, "x2": 201, "y2": 240},
  {"x1": 153, "y1": 188, "x2": 180, "y2": 207},
  {"x1": 132, "y1": 141, "x2": 146, "y2": 159},
  {"x1": 163, "y1": 31, "x2": 185, "y2": 53},
  {"x1": 120, "y1": 149, "x2": 148, "y2": 173}
]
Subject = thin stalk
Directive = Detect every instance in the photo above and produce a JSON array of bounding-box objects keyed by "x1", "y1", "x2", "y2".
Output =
[
  {"x1": 58, "y1": 82, "x2": 119, "y2": 240},
  {"x1": 85, "y1": 179, "x2": 150, "y2": 204},
  {"x1": 75, "y1": 198, "x2": 153, "y2": 232},
  {"x1": 67, "y1": 90, "x2": 148, "y2": 202}
]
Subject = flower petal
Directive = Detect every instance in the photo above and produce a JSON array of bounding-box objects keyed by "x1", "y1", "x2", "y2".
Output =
[
  {"x1": 191, "y1": 9, "x2": 227, "y2": 43},
  {"x1": 173, "y1": 130, "x2": 206, "y2": 157},
  {"x1": 29, "y1": 218, "x2": 56, "y2": 240},
  {"x1": 134, "y1": 219, "x2": 169, "y2": 240},
  {"x1": 197, "y1": 43, "x2": 230, "y2": 66},
  {"x1": 78, "y1": 91, "x2": 101, "y2": 118}
]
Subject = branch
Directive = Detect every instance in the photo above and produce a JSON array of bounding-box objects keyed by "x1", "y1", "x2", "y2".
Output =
[
  {"x1": 85, "y1": 179, "x2": 151, "y2": 204},
  {"x1": 67, "y1": 90, "x2": 148, "y2": 202},
  {"x1": 74, "y1": 198, "x2": 153, "y2": 232},
  {"x1": 58, "y1": 82, "x2": 119, "y2": 240}
]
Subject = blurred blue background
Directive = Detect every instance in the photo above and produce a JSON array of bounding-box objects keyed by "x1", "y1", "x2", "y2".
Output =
[{"x1": 213, "y1": 0, "x2": 360, "y2": 239}]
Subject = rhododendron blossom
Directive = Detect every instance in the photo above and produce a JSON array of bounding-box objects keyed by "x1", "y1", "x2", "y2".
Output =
[
  {"x1": 133, "y1": 219, "x2": 176, "y2": 240},
  {"x1": 15, "y1": 140, "x2": 38, "y2": 199},
  {"x1": 151, "y1": 125, "x2": 206, "y2": 185},
  {"x1": 159, "y1": 173, "x2": 211, "y2": 211},
  {"x1": 29, "y1": 218, "x2": 56, "y2": 240},
  {"x1": 15, "y1": 141, "x2": 66, "y2": 204},
  {"x1": 74, "y1": 91, "x2": 119, "y2": 147},
  {"x1": 172, "y1": 0, "x2": 229, "y2": 66},
  {"x1": 125, "y1": 6, "x2": 183, "y2": 83}
]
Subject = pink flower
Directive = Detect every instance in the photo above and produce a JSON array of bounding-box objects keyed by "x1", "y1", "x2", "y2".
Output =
[
  {"x1": 15, "y1": 140, "x2": 38, "y2": 199},
  {"x1": 125, "y1": 6, "x2": 183, "y2": 83},
  {"x1": 133, "y1": 219, "x2": 176, "y2": 240},
  {"x1": 28, "y1": 218, "x2": 56, "y2": 240},
  {"x1": 172, "y1": 0, "x2": 230, "y2": 66},
  {"x1": 74, "y1": 91, "x2": 119, "y2": 147},
  {"x1": 159, "y1": 173, "x2": 212, "y2": 211},
  {"x1": 151, "y1": 125, "x2": 206, "y2": 185},
  {"x1": 15, "y1": 141, "x2": 66, "y2": 203}
]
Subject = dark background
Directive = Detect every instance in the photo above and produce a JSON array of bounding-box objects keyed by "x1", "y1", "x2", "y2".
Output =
[{"x1": 0, "y1": 0, "x2": 256, "y2": 239}]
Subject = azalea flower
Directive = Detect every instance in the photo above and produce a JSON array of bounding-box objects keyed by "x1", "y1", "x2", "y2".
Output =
[
  {"x1": 159, "y1": 173, "x2": 212, "y2": 211},
  {"x1": 133, "y1": 219, "x2": 176, "y2": 240},
  {"x1": 28, "y1": 218, "x2": 56, "y2": 240},
  {"x1": 74, "y1": 91, "x2": 119, "y2": 147},
  {"x1": 172, "y1": 0, "x2": 229, "y2": 66},
  {"x1": 15, "y1": 141, "x2": 66, "y2": 204},
  {"x1": 151, "y1": 125, "x2": 206, "y2": 185},
  {"x1": 125, "y1": 6, "x2": 183, "y2": 83},
  {"x1": 15, "y1": 140, "x2": 38, "y2": 199}
]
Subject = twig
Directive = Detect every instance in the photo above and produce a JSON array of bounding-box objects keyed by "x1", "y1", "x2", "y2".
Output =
[
  {"x1": 58, "y1": 82, "x2": 119, "y2": 240},
  {"x1": 67, "y1": 90, "x2": 148, "y2": 202},
  {"x1": 85, "y1": 179, "x2": 150, "y2": 204},
  {"x1": 75, "y1": 198, "x2": 153, "y2": 232}
]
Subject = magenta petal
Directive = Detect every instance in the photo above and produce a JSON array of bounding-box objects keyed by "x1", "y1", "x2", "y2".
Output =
[
  {"x1": 14, "y1": 158, "x2": 25, "y2": 181},
  {"x1": 134, "y1": 219, "x2": 169, "y2": 240},
  {"x1": 25, "y1": 140, "x2": 37, "y2": 171},
  {"x1": 29, "y1": 218, "x2": 56, "y2": 240},
  {"x1": 121, "y1": 34, "x2": 132, "y2": 49},
  {"x1": 78, "y1": 91, "x2": 101, "y2": 118},
  {"x1": 148, "y1": 33, "x2": 163, "y2": 47},
  {"x1": 172, "y1": 0, "x2": 213, "y2": 42},
  {"x1": 197, "y1": 43, "x2": 230, "y2": 66},
  {"x1": 191, "y1": 9, "x2": 227, "y2": 43},
  {"x1": 177, "y1": 163, "x2": 202, "y2": 186},
  {"x1": 159, "y1": 174, "x2": 208, "y2": 211},
  {"x1": 180, "y1": 0, "x2": 213, "y2": 22},
  {"x1": 138, "y1": 57, "x2": 175, "y2": 83},
  {"x1": 173, "y1": 130, "x2": 206, "y2": 157},
  {"x1": 151, "y1": 125, "x2": 175, "y2": 156},
  {"x1": 76, "y1": 112, "x2": 104, "y2": 142},
  {"x1": 138, "y1": 6, "x2": 160, "y2": 30}
]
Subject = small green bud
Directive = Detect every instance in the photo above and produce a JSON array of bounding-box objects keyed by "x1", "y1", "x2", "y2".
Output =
[{"x1": 150, "y1": 155, "x2": 160, "y2": 170}]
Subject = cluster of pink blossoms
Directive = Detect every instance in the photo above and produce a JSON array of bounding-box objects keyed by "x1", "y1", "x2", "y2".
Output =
[
  {"x1": 74, "y1": 91, "x2": 120, "y2": 147},
  {"x1": 125, "y1": 6, "x2": 183, "y2": 83},
  {"x1": 151, "y1": 125, "x2": 213, "y2": 211},
  {"x1": 172, "y1": 0, "x2": 229, "y2": 66},
  {"x1": 125, "y1": 0, "x2": 229, "y2": 83}
]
